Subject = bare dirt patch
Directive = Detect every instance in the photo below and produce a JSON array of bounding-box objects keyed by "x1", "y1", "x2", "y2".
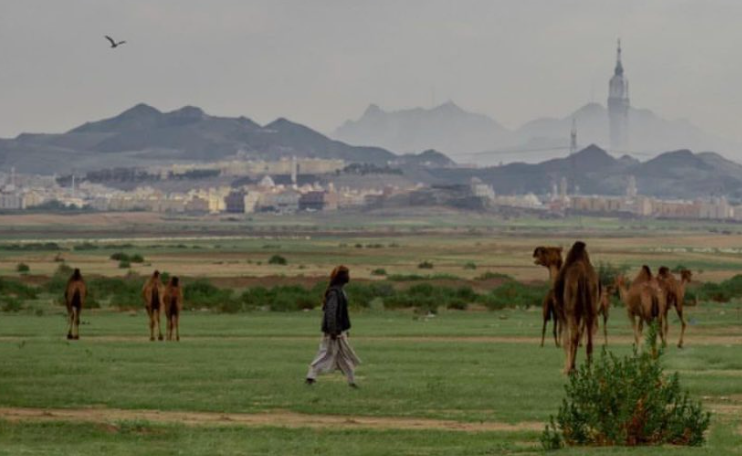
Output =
[{"x1": 0, "y1": 407, "x2": 542, "y2": 433}]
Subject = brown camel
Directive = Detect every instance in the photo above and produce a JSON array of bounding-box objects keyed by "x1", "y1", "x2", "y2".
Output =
[
  {"x1": 597, "y1": 283, "x2": 612, "y2": 346},
  {"x1": 553, "y1": 241, "x2": 599, "y2": 374},
  {"x1": 657, "y1": 267, "x2": 692, "y2": 348},
  {"x1": 142, "y1": 270, "x2": 165, "y2": 341},
  {"x1": 533, "y1": 246, "x2": 563, "y2": 347},
  {"x1": 164, "y1": 276, "x2": 183, "y2": 341},
  {"x1": 615, "y1": 267, "x2": 667, "y2": 347},
  {"x1": 64, "y1": 269, "x2": 87, "y2": 340}
]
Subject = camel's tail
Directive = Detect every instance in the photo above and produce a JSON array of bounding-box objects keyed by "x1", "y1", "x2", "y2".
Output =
[
  {"x1": 651, "y1": 294, "x2": 660, "y2": 319},
  {"x1": 71, "y1": 289, "x2": 82, "y2": 309}
]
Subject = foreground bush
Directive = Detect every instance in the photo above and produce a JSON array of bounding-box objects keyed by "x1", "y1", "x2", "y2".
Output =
[{"x1": 541, "y1": 327, "x2": 711, "y2": 450}]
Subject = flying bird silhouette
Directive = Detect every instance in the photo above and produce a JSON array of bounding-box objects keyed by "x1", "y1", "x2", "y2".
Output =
[{"x1": 105, "y1": 35, "x2": 126, "y2": 48}]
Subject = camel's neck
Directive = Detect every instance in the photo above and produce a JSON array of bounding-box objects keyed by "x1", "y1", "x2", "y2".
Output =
[{"x1": 547, "y1": 265, "x2": 560, "y2": 283}]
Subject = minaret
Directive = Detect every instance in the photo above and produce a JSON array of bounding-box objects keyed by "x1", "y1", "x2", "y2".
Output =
[
  {"x1": 608, "y1": 39, "x2": 630, "y2": 150},
  {"x1": 569, "y1": 118, "x2": 578, "y2": 155}
]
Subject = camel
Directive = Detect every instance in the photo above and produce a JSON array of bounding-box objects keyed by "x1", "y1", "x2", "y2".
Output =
[
  {"x1": 657, "y1": 267, "x2": 692, "y2": 348},
  {"x1": 142, "y1": 270, "x2": 165, "y2": 341},
  {"x1": 615, "y1": 266, "x2": 667, "y2": 348},
  {"x1": 553, "y1": 241, "x2": 599, "y2": 374},
  {"x1": 533, "y1": 246, "x2": 563, "y2": 347},
  {"x1": 164, "y1": 276, "x2": 183, "y2": 341},
  {"x1": 64, "y1": 269, "x2": 87, "y2": 340},
  {"x1": 597, "y1": 283, "x2": 612, "y2": 346}
]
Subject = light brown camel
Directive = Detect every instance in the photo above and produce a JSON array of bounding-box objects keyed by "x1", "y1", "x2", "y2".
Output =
[
  {"x1": 164, "y1": 276, "x2": 183, "y2": 341},
  {"x1": 64, "y1": 268, "x2": 87, "y2": 340},
  {"x1": 615, "y1": 266, "x2": 667, "y2": 347},
  {"x1": 553, "y1": 241, "x2": 599, "y2": 374},
  {"x1": 597, "y1": 283, "x2": 612, "y2": 346},
  {"x1": 142, "y1": 270, "x2": 165, "y2": 341},
  {"x1": 533, "y1": 246, "x2": 563, "y2": 347},
  {"x1": 657, "y1": 266, "x2": 692, "y2": 348}
]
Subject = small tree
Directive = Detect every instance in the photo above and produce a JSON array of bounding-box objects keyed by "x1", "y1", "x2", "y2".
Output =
[
  {"x1": 418, "y1": 260, "x2": 434, "y2": 269},
  {"x1": 16, "y1": 263, "x2": 30, "y2": 274},
  {"x1": 542, "y1": 324, "x2": 711, "y2": 450},
  {"x1": 268, "y1": 254, "x2": 288, "y2": 265}
]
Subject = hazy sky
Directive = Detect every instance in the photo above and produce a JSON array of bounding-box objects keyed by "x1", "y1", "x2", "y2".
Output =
[{"x1": 1, "y1": 0, "x2": 740, "y2": 142}]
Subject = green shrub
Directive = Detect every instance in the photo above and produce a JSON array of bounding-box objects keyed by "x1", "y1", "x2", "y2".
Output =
[
  {"x1": 418, "y1": 261, "x2": 434, "y2": 269},
  {"x1": 463, "y1": 262, "x2": 477, "y2": 270},
  {"x1": 474, "y1": 271, "x2": 513, "y2": 281},
  {"x1": 597, "y1": 261, "x2": 630, "y2": 287},
  {"x1": 696, "y1": 274, "x2": 742, "y2": 302},
  {"x1": 1, "y1": 297, "x2": 23, "y2": 312},
  {"x1": 110, "y1": 252, "x2": 129, "y2": 261},
  {"x1": 185, "y1": 279, "x2": 236, "y2": 310},
  {"x1": 541, "y1": 326, "x2": 711, "y2": 450},
  {"x1": 130, "y1": 254, "x2": 145, "y2": 263},
  {"x1": 16, "y1": 263, "x2": 30, "y2": 273},
  {"x1": 0, "y1": 277, "x2": 38, "y2": 300},
  {"x1": 73, "y1": 242, "x2": 99, "y2": 251},
  {"x1": 371, "y1": 268, "x2": 387, "y2": 276},
  {"x1": 480, "y1": 281, "x2": 546, "y2": 310},
  {"x1": 268, "y1": 254, "x2": 288, "y2": 265},
  {"x1": 118, "y1": 260, "x2": 131, "y2": 269}
]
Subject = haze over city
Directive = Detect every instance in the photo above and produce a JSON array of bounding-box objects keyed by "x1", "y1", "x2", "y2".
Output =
[{"x1": 2, "y1": 0, "x2": 741, "y2": 150}]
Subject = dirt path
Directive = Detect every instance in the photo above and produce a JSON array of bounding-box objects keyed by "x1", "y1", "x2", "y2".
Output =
[
  {"x1": 0, "y1": 334, "x2": 739, "y2": 346},
  {"x1": 0, "y1": 407, "x2": 542, "y2": 433}
]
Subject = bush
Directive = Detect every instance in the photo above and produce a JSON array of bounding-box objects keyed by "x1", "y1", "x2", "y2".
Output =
[
  {"x1": 480, "y1": 281, "x2": 547, "y2": 310},
  {"x1": 16, "y1": 263, "x2": 30, "y2": 273},
  {"x1": 185, "y1": 279, "x2": 235, "y2": 310},
  {"x1": 597, "y1": 261, "x2": 630, "y2": 287},
  {"x1": 268, "y1": 254, "x2": 288, "y2": 265},
  {"x1": 541, "y1": 326, "x2": 711, "y2": 450},
  {"x1": 1, "y1": 296, "x2": 23, "y2": 312},
  {"x1": 73, "y1": 242, "x2": 99, "y2": 251},
  {"x1": 696, "y1": 274, "x2": 742, "y2": 303},
  {"x1": 0, "y1": 277, "x2": 38, "y2": 300},
  {"x1": 474, "y1": 271, "x2": 513, "y2": 281},
  {"x1": 110, "y1": 252, "x2": 129, "y2": 261},
  {"x1": 418, "y1": 261, "x2": 434, "y2": 269},
  {"x1": 371, "y1": 268, "x2": 387, "y2": 276},
  {"x1": 118, "y1": 260, "x2": 131, "y2": 269},
  {"x1": 463, "y1": 262, "x2": 477, "y2": 270},
  {"x1": 130, "y1": 254, "x2": 145, "y2": 263}
]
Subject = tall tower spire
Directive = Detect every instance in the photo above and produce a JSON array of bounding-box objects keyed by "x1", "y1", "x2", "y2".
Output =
[
  {"x1": 608, "y1": 38, "x2": 630, "y2": 151},
  {"x1": 570, "y1": 118, "x2": 578, "y2": 155}
]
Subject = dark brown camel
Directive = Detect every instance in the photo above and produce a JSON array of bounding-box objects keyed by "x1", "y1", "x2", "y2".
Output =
[
  {"x1": 553, "y1": 241, "x2": 599, "y2": 374},
  {"x1": 657, "y1": 267, "x2": 692, "y2": 348},
  {"x1": 164, "y1": 276, "x2": 183, "y2": 341},
  {"x1": 142, "y1": 270, "x2": 165, "y2": 341},
  {"x1": 64, "y1": 269, "x2": 87, "y2": 340},
  {"x1": 533, "y1": 246, "x2": 563, "y2": 347}
]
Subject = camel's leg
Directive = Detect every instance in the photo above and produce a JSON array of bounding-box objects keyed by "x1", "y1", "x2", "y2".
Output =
[
  {"x1": 73, "y1": 307, "x2": 80, "y2": 340},
  {"x1": 155, "y1": 309, "x2": 163, "y2": 341},
  {"x1": 658, "y1": 315, "x2": 666, "y2": 348},
  {"x1": 67, "y1": 309, "x2": 74, "y2": 340},
  {"x1": 676, "y1": 305, "x2": 686, "y2": 348},
  {"x1": 568, "y1": 318, "x2": 580, "y2": 374},
  {"x1": 174, "y1": 315, "x2": 180, "y2": 342},
  {"x1": 603, "y1": 311, "x2": 609, "y2": 346},
  {"x1": 586, "y1": 315, "x2": 595, "y2": 366},
  {"x1": 148, "y1": 309, "x2": 156, "y2": 341},
  {"x1": 552, "y1": 317, "x2": 559, "y2": 347}
]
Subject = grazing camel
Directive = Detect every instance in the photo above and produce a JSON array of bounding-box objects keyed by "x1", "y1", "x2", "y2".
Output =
[
  {"x1": 532, "y1": 246, "x2": 564, "y2": 347},
  {"x1": 164, "y1": 277, "x2": 183, "y2": 341},
  {"x1": 597, "y1": 283, "x2": 612, "y2": 346},
  {"x1": 64, "y1": 269, "x2": 87, "y2": 340},
  {"x1": 553, "y1": 241, "x2": 599, "y2": 374},
  {"x1": 142, "y1": 271, "x2": 165, "y2": 341},
  {"x1": 615, "y1": 267, "x2": 667, "y2": 347},
  {"x1": 657, "y1": 267, "x2": 692, "y2": 348}
]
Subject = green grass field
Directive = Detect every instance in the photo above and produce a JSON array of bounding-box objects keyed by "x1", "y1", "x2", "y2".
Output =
[{"x1": 1, "y1": 304, "x2": 741, "y2": 455}]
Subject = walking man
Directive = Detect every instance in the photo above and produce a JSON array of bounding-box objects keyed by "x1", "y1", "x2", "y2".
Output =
[{"x1": 306, "y1": 265, "x2": 361, "y2": 387}]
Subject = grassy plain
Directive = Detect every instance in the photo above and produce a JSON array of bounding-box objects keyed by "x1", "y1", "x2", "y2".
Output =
[{"x1": 1, "y1": 211, "x2": 742, "y2": 454}]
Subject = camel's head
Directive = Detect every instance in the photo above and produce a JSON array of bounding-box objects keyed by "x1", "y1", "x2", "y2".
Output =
[
  {"x1": 680, "y1": 270, "x2": 693, "y2": 283},
  {"x1": 532, "y1": 246, "x2": 563, "y2": 268}
]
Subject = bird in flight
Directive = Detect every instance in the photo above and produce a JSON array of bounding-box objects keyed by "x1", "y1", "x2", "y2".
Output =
[{"x1": 105, "y1": 35, "x2": 126, "y2": 48}]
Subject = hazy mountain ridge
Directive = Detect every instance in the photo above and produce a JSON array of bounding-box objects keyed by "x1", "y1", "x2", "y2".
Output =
[
  {"x1": 334, "y1": 101, "x2": 740, "y2": 165},
  {"x1": 430, "y1": 144, "x2": 742, "y2": 199},
  {"x1": 0, "y1": 104, "x2": 412, "y2": 174}
]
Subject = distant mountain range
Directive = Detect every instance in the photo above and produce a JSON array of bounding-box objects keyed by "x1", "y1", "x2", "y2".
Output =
[
  {"x1": 333, "y1": 102, "x2": 740, "y2": 165},
  {"x1": 431, "y1": 145, "x2": 742, "y2": 199},
  {"x1": 0, "y1": 104, "x2": 435, "y2": 174}
]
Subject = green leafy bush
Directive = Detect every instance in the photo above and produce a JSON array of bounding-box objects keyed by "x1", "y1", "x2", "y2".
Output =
[
  {"x1": 696, "y1": 274, "x2": 742, "y2": 302},
  {"x1": 118, "y1": 260, "x2": 131, "y2": 269},
  {"x1": 0, "y1": 277, "x2": 38, "y2": 300},
  {"x1": 185, "y1": 279, "x2": 237, "y2": 311},
  {"x1": 268, "y1": 254, "x2": 288, "y2": 265},
  {"x1": 418, "y1": 261, "x2": 434, "y2": 269},
  {"x1": 597, "y1": 261, "x2": 630, "y2": 287},
  {"x1": 130, "y1": 254, "x2": 145, "y2": 263},
  {"x1": 541, "y1": 326, "x2": 711, "y2": 450},
  {"x1": 480, "y1": 281, "x2": 547, "y2": 310},
  {"x1": 16, "y1": 263, "x2": 30, "y2": 273},
  {"x1": 1, "y1": 296, "x2": 24, "y2": 312},
  {"x1": 463, "y1": 262, "x2": 477, "y2": 270},
  {"x1": 474, "y1": 271, "x2": 513, "y2": 281},
  {"x1": 371, "y1": 268, "x2": 387, "y2": 276}
]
